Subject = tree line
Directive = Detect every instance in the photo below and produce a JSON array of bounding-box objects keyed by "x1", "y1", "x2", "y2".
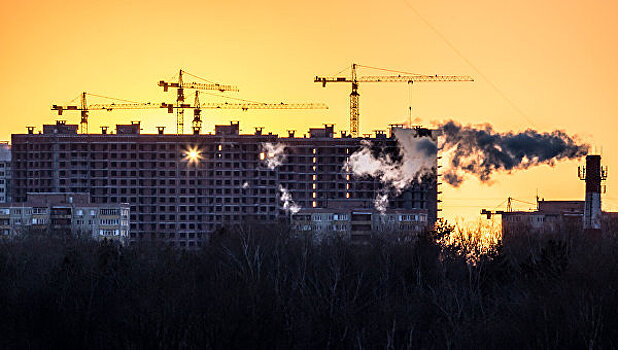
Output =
[{"x1": 0, "y1": 224, "x2": 616, "y2": 349}]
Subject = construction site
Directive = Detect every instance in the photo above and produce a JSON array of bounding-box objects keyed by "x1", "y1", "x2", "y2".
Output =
[
  {"x1": 1, "y1": 65, "x2": 477, "y2": 245},
  {"x1": 2, "y1": 64, "x2": 614, "y2": 246}
]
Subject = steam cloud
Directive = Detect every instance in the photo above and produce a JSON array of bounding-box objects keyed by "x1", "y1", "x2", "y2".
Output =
[
  {"x1": 346, "y1": 128, "x2": 437, "y2": 212},
  {"x1": 261, "y1": 143, "x2": 287, "y2": 170},
  {"x1": 279, "y1": 185, "x2": 301, "y2": 214},
  {"x1": 258, "y1": 144, "x2": 300, "y2": 214},
  {"x1": 439, "y1": 120, "x2": 589, "y2": 187},
  {"x1": 374, "y1": 193, "x2": 389, "y2": 213}
]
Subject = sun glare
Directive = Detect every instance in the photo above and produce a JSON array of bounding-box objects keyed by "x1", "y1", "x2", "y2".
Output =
[{"x1": 184, "y1": 146, "x2": 202, "y2": 165}]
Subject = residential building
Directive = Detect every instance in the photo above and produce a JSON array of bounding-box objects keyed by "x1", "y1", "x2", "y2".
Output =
[
  {"x1": 11, "y1": 121, "x2": 438, "y2": 246},
  {"x1": 0, "y1": 192, "x2": 130, "y2": 244},
  {"x1": 0, "y1": 142, "x2": 10, "y2": 203},
  {"x1": 291, "y1": 208, "x2": 429, "y2": 241},
  {"x1": 500, "y1": 200, "x2": 585, "y2": 240}
]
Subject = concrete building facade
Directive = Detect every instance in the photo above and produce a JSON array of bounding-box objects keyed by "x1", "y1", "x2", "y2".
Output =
[
  {"x1": 0, "y1": 142, "x2": 10, "y2": 203},
  {"x1": 501, "y1": 200, "x2": 585, "y2": 239},
  {"x1": 11, "y1": 121, "x2": 438, "y2": 246},
  {"x1": 291, "y1": 208, "x2": 429, "y2": 241},
  {"x1": 0, "y1": 192, "x2": 130, "y2": 244}
]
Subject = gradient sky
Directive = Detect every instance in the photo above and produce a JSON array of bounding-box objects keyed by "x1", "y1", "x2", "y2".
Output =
[{"x1": 2, "y1": 0, "x2": 617, "y2": 222}]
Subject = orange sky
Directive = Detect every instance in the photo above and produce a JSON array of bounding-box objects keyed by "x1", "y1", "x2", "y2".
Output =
[{"x1": 2, "y1": 0, "x2": 618, "y2": 222}]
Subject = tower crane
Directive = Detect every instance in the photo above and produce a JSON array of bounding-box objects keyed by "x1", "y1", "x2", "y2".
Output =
[
  {"x1": 158, "y1": 69, "x2": 239, "y2": 134},
  {"x1": 481, "y1": 197, "x2": 537, "y2": 219},
  {"x1": 51, "y1": 92, "x2": 163, "y2": 133},
  {"x1": 53, "y1": 91, "x2": 328, "y2": 135},
  {"x1": 162, "y1": 91, "x2": 329, "y2": 134},
  {"x1": 315, "y1": 63, "x2": 474, "y2": 137}
]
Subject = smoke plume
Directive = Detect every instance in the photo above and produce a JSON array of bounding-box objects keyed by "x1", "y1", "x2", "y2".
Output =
[
  {"x1": 261, "y1": 143, "x2": 287, "y2": 170},
  {"x1": 279, "y1": 185, "x2": 301, "y2": 214},
  {"x1": 346, "y1": 128, "x2": 437, "y2": 212},
  {"x1": 439, "y1": 120, "x2": 589, "y2": 186},
  {"x1": 374, "y1": 193, "x2": 389, "y2": 213}
]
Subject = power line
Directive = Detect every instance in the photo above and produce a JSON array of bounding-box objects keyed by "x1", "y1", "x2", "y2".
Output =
[{"x1": 401, "y1": 0, "x2": 537, "y2": 129}]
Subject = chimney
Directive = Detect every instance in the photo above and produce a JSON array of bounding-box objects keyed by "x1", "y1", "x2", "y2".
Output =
[{"x1": 579, "y1": 154, "x2": 607, "y2": 233}]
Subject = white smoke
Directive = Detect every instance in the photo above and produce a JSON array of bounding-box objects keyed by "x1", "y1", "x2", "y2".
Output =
[
  {"x1": 345, "y1": 128, "x2": 437, "y2": 211},
  {"x1": 279, "y1": 185, "x2": 301, "y2": 214},
  {"x1": 374, "y1": 193, "x2": 389, "y2": 214},
  {"x1": 261, "y1": 142, "x2": 287, "y2": 170}
]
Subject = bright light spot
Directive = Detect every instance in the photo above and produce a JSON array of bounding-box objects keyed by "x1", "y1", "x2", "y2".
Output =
[
  {"x1": 184, "y1": 146, "x2": 202, "y2": 165},
  {"x1": 259, "y1": 152, "x2": 265, "y2": 160}
]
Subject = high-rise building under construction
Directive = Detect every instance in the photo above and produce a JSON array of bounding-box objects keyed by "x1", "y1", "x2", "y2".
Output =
[{"x1": 11, "y1": 121, "x2": 438, "y2": 246}]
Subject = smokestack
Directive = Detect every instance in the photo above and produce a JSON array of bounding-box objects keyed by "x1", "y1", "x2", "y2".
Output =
[{"x1": 579, "y1": 154, "x2": 606, "y2": 232}]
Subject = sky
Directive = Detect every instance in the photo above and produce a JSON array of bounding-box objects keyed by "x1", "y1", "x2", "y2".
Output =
[{"x1": 2, "y1": 0, "x2": 618, "y2": 222}]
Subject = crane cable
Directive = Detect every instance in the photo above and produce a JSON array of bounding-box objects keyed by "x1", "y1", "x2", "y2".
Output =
[
  {"x1": 356, "y1": 64, "x2": 429, "y2": 77},
  {"x1": 195, "y1": 91, "x2": 275, "y2": 105},
  {"x1": 181, "y1": 70, "x2": 218, "y2": 84},
  {"x1": 66, "y1": 92, "x2": 141, "y2": 106},
  {"x1": 330, "y1": 64, "x2": 352, "y2": 77},
  {"x1": 86, "y1": 93, "x2": 141, "y2": 104}
]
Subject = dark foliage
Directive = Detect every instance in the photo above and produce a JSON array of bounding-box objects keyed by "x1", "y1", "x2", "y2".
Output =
[{"x1": 0, "y1": 226, "x2": 617, "y2": 349}]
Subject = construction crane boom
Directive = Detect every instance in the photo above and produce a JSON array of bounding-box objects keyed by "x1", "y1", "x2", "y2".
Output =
[
  {"x1": 51, "y1": 92, "x2": 162, "y2": 133},
  {"x1": 159, "y1": 69, "x2": 239, "y2": 134},
  {"x1": 53, "y1": 102, "x2": 163, "y2": 113},
  {"x1": 480, "y1": 196, "x2": 537, "y2": 219},
  {"x1": 198, "y1": 102, "x2": 329, "y2": 110},
  {"x1": 162, "y1": 91, "x2": 328, "y2": 134},
  {"x1": 316, "y1": 74, "x2": 474, "y2": 84},
  {"x1": 315, "y1": 63, "x2": 473, "y2": 137},
  {"x1": 158, "y1": 81, "x2": 239, "y2": 93},
  {"x1": 54, "y1": 70, "x2": 328, "y2": 135}
]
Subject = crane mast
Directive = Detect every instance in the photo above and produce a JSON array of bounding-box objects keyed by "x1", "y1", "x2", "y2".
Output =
[
  {"x1": 80, "y1": 92, "x2": 88, "y2": 133},
  {"x1": 350, "y1": 64, "x2": 359, "y2": 137},
  {"x1": 177, "y1": 69, "x2": 185, "y2": 135},
  {"x1": 158, "y1": 69, "x2": 239, "y2": 134},
  {"x1": 192, "y1": 91, "x2": 202, "y2": 135}
]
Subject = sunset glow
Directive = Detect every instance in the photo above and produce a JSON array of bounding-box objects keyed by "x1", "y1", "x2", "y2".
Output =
[
  {"x1": 1, "y1": 2, "x2": 616, "y2": 346},
  {"x1": 2, "y1": 0, "x2": 617, "y2": 222}
]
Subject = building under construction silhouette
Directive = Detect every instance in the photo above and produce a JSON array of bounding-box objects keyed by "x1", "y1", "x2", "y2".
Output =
[
  {"x1": 8, "y1": 65, "x2": 467, "y2": 245},
  {"x1": 11, "y1": 121, "x2": 438, "y2": 246}
]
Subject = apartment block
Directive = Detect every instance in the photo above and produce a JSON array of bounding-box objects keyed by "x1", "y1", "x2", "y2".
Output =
[
  {"x1": 291, "y1": 208, "x2": 429, "y2": 241},
  {"x1": 11, "y1": 121, "x2": 438, "y2": 246},
  {"x1": 0, "y1": 142, "x2": 10, "y2": 203},
  {"x1": 0, "y1": 192, "x2": 130, "y2": 244}
]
